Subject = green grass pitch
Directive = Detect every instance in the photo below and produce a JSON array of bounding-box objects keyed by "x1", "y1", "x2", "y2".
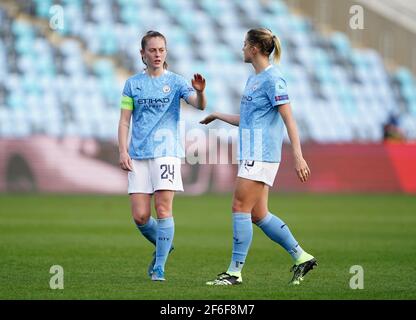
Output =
[{"x1": 0, "y1": 193, "x2": 415, "y2": 299}]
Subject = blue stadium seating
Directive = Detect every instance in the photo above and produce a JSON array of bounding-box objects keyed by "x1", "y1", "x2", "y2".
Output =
[{"x1": 0, "y1": 0, "x2": 415, "y2": 141}]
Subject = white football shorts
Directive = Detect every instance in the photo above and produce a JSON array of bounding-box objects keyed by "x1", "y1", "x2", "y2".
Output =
[
  {"x1": 128, "y1": 157, "x2": 184, "y2": 194},
  {"x1": 237, "y1": 160, "x2": 280, "y2": 187}
]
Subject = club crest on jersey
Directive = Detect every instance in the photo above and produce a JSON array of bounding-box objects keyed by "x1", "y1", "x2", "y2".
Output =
[
  {"x1": 251, "y1": 83, "x2": 259, "y2": 92},
  {"x1": 163, "y1": 85, "x2": 171, "y2": 93}
]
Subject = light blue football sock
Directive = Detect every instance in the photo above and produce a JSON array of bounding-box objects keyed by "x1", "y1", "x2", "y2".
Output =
[
  {"x1": 227, "y1": 213, "x2": 253, "y2": 274},
  {"x1": 136, "y1": 216, "x2": 157, "y2": 246},
  {"x1": 154, "y1": 217, "x2": 174, "y2": 272},
  {"x1": 255, "y1": 212, "x2": 304, "y2": 261}
]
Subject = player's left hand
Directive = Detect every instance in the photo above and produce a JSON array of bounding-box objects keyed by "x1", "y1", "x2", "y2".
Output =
[
  {"x1": 191, "y1": 73, "x2": 206, "y2": 92},
  {"x1": 295, "y1": 157, "x2": 311, "y2": 183}
]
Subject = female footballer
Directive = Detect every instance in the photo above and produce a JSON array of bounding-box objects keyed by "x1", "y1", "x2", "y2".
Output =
[
  {"x1": 201, "y1": 28, "x2": 317, "y2": 285},
  {"x1": 118, "y1": 31, "x2": 206, "y2": 281}
]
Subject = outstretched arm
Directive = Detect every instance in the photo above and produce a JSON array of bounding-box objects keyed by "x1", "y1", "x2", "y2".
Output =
[
  {"x1": 187, "y1": 74, "x2": 207, "y2": 110},
  {"x1": 278, "y1": 103, "x2": 310, "y2": 182},
  {"x1": 200, "y1": 112, "x2": 240, "y2": 126}
]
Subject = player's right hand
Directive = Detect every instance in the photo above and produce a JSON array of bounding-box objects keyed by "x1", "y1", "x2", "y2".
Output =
[
  {"x1": 199, "y1": 113, "x2": 217, "y2": 125},
  {"x1": 119, "y1": 152, "x2": 133, "y2": 171}
]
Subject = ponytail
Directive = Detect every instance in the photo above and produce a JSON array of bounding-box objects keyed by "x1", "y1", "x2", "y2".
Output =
[
  {"x1": 247, "y1": 28, "x2": 282, "y2": 64},
  {"x1": 271, "y1": 35, "x2": 282, "y2": 64}
]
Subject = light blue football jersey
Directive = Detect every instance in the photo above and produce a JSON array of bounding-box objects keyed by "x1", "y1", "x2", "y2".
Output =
[
  {"x1": 238, "y1": 65, "x2": 290, "y2": 162},
  {"x1": 121, "y1": 70, "x2": 195, "y2": 160}
]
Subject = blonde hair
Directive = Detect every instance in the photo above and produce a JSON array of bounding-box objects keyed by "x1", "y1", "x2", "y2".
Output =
[{"x1": 246, "y1": 28, "x2": 282, "y2": 63}]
